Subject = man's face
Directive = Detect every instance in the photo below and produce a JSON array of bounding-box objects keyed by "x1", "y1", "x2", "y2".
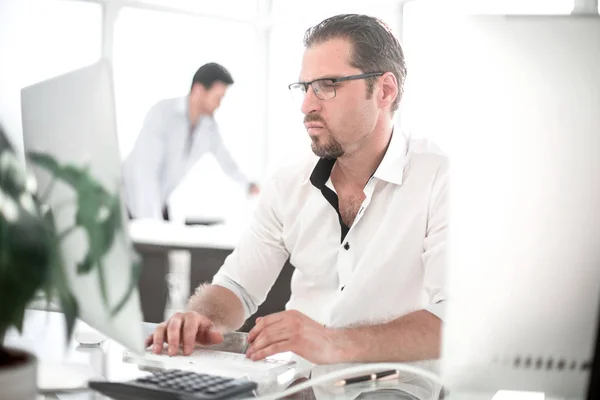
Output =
[
  {"x1": 194, "y1": 82, "x2": 228, "y2": 115},
  {"x1": 299, "y1": 38, "x2": 380, "y2": 159}
]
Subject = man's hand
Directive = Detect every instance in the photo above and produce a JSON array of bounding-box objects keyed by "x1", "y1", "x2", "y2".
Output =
[
  {"x1": 248, "y1": 183, "x2": 260, "y2": 196},
  {"x1": 145, "y1": 311, "x2": 224, "y2": 356},
  {"x1": 246, "y1": 310, "x2": 348, "y2": 364}
]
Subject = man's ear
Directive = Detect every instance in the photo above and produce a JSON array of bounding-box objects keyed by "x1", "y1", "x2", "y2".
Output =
[
  {"x1": 379, "y1": 72, "x2": 399, "y2": 111},
  {"x1": 190, "y1": 83, "x2": 206, "y2": 97}
]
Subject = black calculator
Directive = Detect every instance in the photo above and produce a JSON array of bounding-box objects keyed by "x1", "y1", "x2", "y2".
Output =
[{"x1": 89, "y1": 369, "x2": 257, "y2": 400}]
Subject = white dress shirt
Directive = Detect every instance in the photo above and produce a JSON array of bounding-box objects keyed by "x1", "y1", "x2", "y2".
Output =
[
  {"x1": 213, "y1": 130, "x2": 448, "y2": 327},
  {"x1": 123, "y1": 96, "x2": 249, "y2": 219}
]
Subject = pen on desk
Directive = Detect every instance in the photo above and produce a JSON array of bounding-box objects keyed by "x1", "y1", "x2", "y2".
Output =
[{"x1": 334, "y1": 369, "x2": 399, "y2": 387}]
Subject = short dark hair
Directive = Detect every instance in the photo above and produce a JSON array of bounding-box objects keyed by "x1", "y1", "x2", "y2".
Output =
[
  {"x1": 191, "y1": 63, "x2": 234, "y2": 90},
  {"x1": 303, "y1": 14, "x2": 407, "y2": 112}
]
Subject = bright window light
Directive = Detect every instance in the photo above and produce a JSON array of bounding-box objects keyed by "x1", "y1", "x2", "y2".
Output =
[
  {"x1": 400, "y1": 0, "x2": 575, "y2": 157},
  {"x1": 0, "y1": 0, "x2": 101, "y2": 156},
  {"x1": 450, "y1": 0, "x2": 574, "y2": 14},
  {"x1": 133, "y1": 0, "x2": 258, "y2": 21}
]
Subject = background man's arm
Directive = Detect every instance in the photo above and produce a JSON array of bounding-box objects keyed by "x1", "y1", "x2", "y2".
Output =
[{"x1": 209, "y1": 122, "x2": 256, "y2": 193}]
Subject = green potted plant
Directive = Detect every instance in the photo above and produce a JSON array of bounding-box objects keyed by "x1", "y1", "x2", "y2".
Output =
[
  {"x1": 0, "y1": 124, "x2": 67, "y2": 398},
  {"x1": 0, "y1": 123, "x2": 141, "y2": 399}
]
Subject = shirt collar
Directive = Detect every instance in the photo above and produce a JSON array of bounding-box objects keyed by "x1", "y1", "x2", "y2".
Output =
[
  {"x1": 309, "y1": 157, "x2": 336, "y2": 189},
  {"x1": 177, "y1": 96, "x2": 217, "y2": 128},
  {"x1": 371, "y1": 129, "x2": 408, "y2": 186},
  {"x1": 307, "y1": 128, "x2": 408, "y2": 188},
  {"x1": 175, "y1": 96, "x2": 188, "y2": 115}
]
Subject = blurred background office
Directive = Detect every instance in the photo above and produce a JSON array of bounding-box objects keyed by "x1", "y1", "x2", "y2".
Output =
[{"x1": 2, "y1": 0, "x2": 592, "y2": 223}]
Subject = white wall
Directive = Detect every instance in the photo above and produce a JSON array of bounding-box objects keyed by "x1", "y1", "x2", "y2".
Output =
[
  {"x1": 0, "y1": 0, "x2": 101, "y2": 155},
  {"x1": 400, "y1": 0, "x2": 576, "y2": 156}
]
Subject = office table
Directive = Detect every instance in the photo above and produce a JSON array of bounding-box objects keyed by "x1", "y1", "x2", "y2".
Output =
[
  {"x1": 129, "y1": 220, "x2": 294, "y2": 331},
  {"x1": 4, "y1": 309, "x2": 444, "y2": 400}
]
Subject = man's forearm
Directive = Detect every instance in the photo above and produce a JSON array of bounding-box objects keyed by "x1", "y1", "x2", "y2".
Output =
[
  {"x1": 336, "y1": 310, "x2": 442, "y2": 363},
  {"x1": 186, "y1": 284, "x2": 246, "y2": 332}
]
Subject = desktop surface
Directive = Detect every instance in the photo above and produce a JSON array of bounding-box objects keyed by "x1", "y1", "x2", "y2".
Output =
[
  {"x1": 129, "y1": 219, "x2": 243, "y2": 250},
  {"x1": 5, "y1": 309, "x2": 443, "y2": 400}
]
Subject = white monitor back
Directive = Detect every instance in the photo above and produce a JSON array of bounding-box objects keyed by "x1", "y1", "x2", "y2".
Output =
[
  {"x1": 20, "y1": 60, "x2": 144, "y2": 352},
  {"x1": 437, "y1": 15, "x2": 600, "y2": 397}
]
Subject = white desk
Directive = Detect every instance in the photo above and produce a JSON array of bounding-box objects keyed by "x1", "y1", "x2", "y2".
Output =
[
  {"x1": 129, "y1": 219, "x2": 244, "y2": 251},
  {"x1": 5, "y1": 310, "x2": 444, "y2": 400}
]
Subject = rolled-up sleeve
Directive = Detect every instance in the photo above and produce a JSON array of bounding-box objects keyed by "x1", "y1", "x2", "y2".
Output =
[
  {"x1": 212, "y1": 174, "x2": 290, "y2": 319},
  {"x1": 422, "y1": 158, "x2": 449, "y2": 321}
]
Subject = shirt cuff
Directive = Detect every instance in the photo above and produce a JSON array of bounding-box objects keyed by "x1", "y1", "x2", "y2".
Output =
[
  {"x1": 212, "y1": 273, "x2": 259, "y2": 319},
  {"x1": 425, "y1": 300, "x2": 446, "y2": 322}
]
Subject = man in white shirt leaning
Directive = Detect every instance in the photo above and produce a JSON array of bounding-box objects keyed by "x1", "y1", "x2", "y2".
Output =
[
  {"x1": 147, "y1": 14, "x2": 448, "y2": 364},
  {"x1": 123, "y1": 62, "x2": 260, "y2": 220}
]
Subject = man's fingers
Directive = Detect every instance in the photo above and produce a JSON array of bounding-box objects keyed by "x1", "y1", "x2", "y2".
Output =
[
  {"x1": 248, "y1": 312, "x2": 285, "y2": 343},
  {"x1": 181, "y1": 316, "x2": 201, "y2": 355},
  {"x1": 196, "y1": 323, "x2": 223, "y2": 345},
  {"x1": 247, "y1": 321, "x2": 263, "y2": 343},
  {"x1": 247, "y1": 325, "x2": 289, "y2": 357},
  {"x1": 149, "y1": 312, "x2": 223, "y2": 356},
  {"x1": 208, "y1": 327, "x2": 224, "y2": 345},
  {"x1": 152, "y1": 323, "x2": 168, "y2": 354},
  {"x1": 144, "y1": 334, "x2": 154, "y2": 348},
  {"x1": 249, "y1": 341, "x2": 289, "y2": 361},
  {"x1": 166, "y1": 314, "x2": 184, "y2": 356}
]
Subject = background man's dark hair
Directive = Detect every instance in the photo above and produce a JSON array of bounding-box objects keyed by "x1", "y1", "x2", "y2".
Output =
[
  {"x1": 191, "y1": 63, "x2": 234, "y2": 90},
  {"x1": 303, "y1": 14, "x2": 407, "y2": 112}
]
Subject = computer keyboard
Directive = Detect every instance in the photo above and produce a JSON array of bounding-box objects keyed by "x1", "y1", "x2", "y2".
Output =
[{"x1": 89, "y1": 369, "x2": 257, "y2": 400}]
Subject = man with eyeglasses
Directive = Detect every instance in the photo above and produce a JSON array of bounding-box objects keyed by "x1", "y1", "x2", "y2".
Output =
[{"x1": 148, "y1": 14, "x2": 447, "y2": 365}]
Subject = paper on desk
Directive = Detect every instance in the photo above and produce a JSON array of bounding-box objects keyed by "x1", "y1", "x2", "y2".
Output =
[{"x1": 123, "y1": 346, "x2": 296, "y2": 382}]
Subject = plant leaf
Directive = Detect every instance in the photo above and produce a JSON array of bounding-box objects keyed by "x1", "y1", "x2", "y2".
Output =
[
  {"x1": 76, "y1": 255, "x2": 94, "y2": 274},
  {"x1": 58, "y1": 290, "x2": 79, "y2": 342},
  {"x1": 43, "y1": 209, "x2": 80, "y2": 342},
  {"x1": 11, "y1": 305, "x2": 26, "y2": 334}
]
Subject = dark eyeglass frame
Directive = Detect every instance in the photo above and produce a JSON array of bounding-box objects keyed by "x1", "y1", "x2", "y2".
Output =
[{"x1": 288, "y1": 72, "x2": 384, "y2": 100}]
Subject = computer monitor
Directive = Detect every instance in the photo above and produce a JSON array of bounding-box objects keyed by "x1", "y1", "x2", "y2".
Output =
[
  {"x1": 20, "y1": 60, "x2": 144, "y2": 352},
  {"x1": 437, "y1": 14, "x2": 600, "y2": 399}
]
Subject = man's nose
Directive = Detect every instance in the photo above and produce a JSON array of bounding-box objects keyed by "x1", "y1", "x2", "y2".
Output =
[{"x1": 301, "y1": 86, "x2": 322, "y2": 115}]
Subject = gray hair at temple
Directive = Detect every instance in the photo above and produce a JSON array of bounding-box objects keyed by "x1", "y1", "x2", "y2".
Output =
[{"x1": 303, "y1": 14, "x2": 407, "y2": 113}]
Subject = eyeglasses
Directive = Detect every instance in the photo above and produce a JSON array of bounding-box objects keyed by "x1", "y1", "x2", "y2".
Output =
[{"x1": 288, "y1": 72, "x2": 384, "y2": 102}]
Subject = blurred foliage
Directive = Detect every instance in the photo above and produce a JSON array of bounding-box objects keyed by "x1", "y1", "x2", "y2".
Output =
[{"x1": 0, "y1": 126, "x2": 140, "y2": 344}]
